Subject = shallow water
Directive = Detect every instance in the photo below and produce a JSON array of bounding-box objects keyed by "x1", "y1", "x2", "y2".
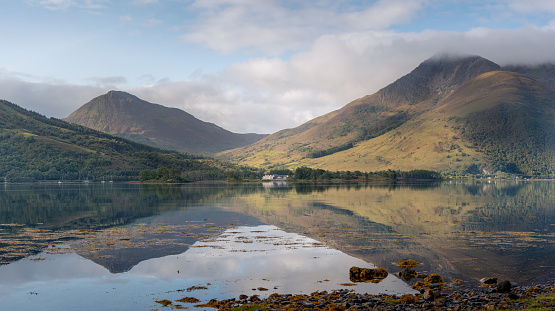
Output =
[{"x1": 0, "y1": 181, "x2": 553, "y2": 310}]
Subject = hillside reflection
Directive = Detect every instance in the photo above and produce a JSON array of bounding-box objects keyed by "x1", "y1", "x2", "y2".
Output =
[{"x1": 216, "y1": 180, "x2": 554, "y2": 284}]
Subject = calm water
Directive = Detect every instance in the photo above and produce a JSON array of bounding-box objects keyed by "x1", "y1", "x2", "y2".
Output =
[{"x1": 0, "y1": 181, "x2": 553, "y2": 310}]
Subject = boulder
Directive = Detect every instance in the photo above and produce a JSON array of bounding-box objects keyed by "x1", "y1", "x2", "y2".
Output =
[
  {"x1": 349, "y1": 266, "x2": 388, "y2": 282},
  {"x1": 424, "y1": 274, "x2": 444, "y2": 285},
  {"x1": 480, "y1": 277, "x2": 498, "y2": 285},
  {"x1": 497, "y1": 280, "x2": 512, "y2": 293}
]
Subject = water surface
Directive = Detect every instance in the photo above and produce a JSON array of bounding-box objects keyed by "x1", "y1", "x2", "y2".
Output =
[{"x1": 0, "y1": 181, "x2": 553, "y2": 310}]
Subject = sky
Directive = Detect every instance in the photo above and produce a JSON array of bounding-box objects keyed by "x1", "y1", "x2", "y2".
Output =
[{"x1": 2, "y1": 0, "x2": 555, "y2": 134}]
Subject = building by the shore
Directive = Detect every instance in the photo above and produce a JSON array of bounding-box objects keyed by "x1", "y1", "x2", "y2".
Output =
[{"x1": 262, "y1": 174, "x2": 289, "y2": 180}]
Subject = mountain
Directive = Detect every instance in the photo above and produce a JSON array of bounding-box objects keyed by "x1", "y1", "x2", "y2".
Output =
[
  {"x1": 503, "y1": 63, "x2": 555, "y2": 90},
  {"x1": 0, "y1": 99, "x2": 257, "y2": 182},
  {"x1": 217, "y1": 55, "x2": 555, "y2": 177},
  {"x1": 64, "y1": 91, "x2": 267, "y2": 155}
]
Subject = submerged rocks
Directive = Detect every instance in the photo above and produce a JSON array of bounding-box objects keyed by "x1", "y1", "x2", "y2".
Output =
[{"x1": 349, "y1": 266, "x2": 388, "y2": 282}]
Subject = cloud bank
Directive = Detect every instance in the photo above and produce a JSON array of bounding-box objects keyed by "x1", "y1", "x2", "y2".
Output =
[{"x1": 133, "y1": 27, "x2": 555, "y2": 133}]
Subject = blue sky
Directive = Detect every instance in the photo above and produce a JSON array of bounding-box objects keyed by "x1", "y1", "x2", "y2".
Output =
[{"x1": 2, "y1": 0, "x2": 555, "y2": 133}]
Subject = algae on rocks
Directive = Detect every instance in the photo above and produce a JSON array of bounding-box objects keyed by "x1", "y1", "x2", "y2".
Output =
[{"x1": 349, "y1": 266, "x2": 389, "y2": 282}]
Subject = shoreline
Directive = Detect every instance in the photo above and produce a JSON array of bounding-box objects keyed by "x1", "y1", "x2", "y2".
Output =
[{"x1": 193, "y1": 283, "x2": 555, "y2": 310}]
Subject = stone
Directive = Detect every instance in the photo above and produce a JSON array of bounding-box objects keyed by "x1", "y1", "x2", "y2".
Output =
[
  {"x1": 424, "y1": 274, "x2": 444, "y2": 285},
  {"x1": 480, "y1": 277, "x2": 498, "y2": 285},
  {"x1": 349, "y1": 266, "x2": 388, "y2": 282},
  {"x1": 249, "y1": 295, "x2": 261, "y2": 302},
  {"x1": 399, "y1": 267, "x2": 417, "y2": 281},
  {"x1": 396, "y1": 259, "x2": 422, "y2": 268},
  {"x1": 399, "y1": 294, "x2": 418, "y2": 304},
  {"x1": 423, "y1": 290, "x2": 435, "y2": 301},
  {"x1": 497, "y1": 280, "x2": 512, "y2": 293},
  {"x1": 423, "y1": 290, "x2": 441, "y2": 302},
  {"x1": 507, "y1": 293, "x2": 519, "y2": 300}
]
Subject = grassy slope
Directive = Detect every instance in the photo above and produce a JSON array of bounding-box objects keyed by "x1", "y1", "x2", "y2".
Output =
[
  {"x1": 0, "y1": 99, "x2": 249, "y2": 181},
  {"x1": 303, "y1": 114, "x2": 484, "y2": 173},
  {"x1": 216, "y1": 90, "x2": 437, "y2": 169},
  {"x1": 309, "y1": 72, "x2": 555, "y2": 174}
]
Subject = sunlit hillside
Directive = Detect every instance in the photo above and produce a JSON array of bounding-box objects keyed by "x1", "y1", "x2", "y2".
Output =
[{"x1": 217, "y1": 56, "x2": 555, "y2": 177}]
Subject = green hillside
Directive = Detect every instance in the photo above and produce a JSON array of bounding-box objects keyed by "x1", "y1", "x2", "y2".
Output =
[
  {"x1": 217, "y1": 55, "x2": 555, "y2": 178},
  {"x1": 64, "y1": 91, "x2": 267, "y2": 155},
  {"x1": 0, "y1": 99, "x2": 258, "y2": 182},
  {"x1": 450, "y1": 71, "x2": 555, "y2": 176}
]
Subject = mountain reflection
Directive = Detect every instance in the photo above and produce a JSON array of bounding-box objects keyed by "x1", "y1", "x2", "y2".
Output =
[{"x1": 1, "y1": 181, "x2": 554, "y2": 286}]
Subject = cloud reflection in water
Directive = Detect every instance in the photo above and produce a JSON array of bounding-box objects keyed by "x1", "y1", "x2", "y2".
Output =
[
  {"x1": 130, "y1": 225, "x2": 414, "y2": 295},
  {"x1": 0, "y1": 225, "x2": 414, "y2": 310}
]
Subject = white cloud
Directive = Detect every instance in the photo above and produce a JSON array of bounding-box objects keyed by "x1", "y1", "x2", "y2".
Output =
[
  {"x1": 182, "y1": 0, "x2": 426, "y2": 54},
  {"x1": 543, "y1": 19, "x2": 555, "y2": 31},
  {"x1": 507, "y1": 0, "x2": 555, "y2": 14},
  {"x1": 0, "y1": 78, "x2": 109, "y2": 118},
  {"x1": 37, "y1": 0, "x2": 76, "y2": 10},
  {"x1": 85, "y1": 76, "x2": 127, "y2": 87},
  {"x1": 344, "y1": 0, "x2": 425, "y2": 29}
]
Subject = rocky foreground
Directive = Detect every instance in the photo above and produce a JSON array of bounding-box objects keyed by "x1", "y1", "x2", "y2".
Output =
[
  {"x1": 191, "y1": 264, "x2": 554, "y2": 310},
  {"x1": 154, "y1": 262, "x2": 554, "y2": 310},
  {"x1": 196, "y1": 283, "x2": 554, "y2": 310}
]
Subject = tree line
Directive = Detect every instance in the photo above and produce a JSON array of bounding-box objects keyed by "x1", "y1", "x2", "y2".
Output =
[{"x1": 292, "y1": 167, "x2": 441, "y2": 181}]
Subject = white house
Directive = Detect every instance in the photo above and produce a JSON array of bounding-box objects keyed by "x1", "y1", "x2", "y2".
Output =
[{"x1": 262, "y1": 174, "x2": 289, "y2": 180}]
